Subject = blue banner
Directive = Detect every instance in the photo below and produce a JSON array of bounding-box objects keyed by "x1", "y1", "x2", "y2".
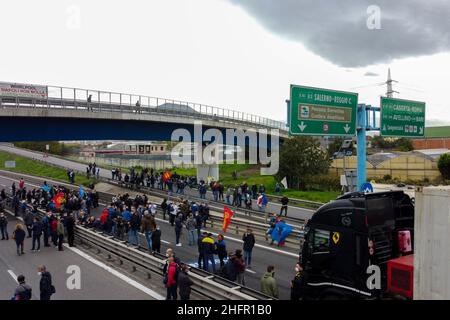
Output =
[{"x1": 79, "y1": 185, "x2": 85, "y2": 198}]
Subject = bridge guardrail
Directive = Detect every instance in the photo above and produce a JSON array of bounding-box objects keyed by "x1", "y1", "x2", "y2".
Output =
[{"x1": 0, "y1": 81, "x2": 288, "y2": 132}]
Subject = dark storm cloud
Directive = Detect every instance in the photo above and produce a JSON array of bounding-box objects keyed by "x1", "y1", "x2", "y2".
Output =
[
  {"x1": 226, "y1": 0, "x2": 450, "y2": 67},
  {"x1": 364, "y1": 71, "x2": 379, "y2": 77}
]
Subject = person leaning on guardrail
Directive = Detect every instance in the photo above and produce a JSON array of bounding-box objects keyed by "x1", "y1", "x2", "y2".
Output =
[{"x1": 177, "y1": 264, "x2": 194, "y2": 301}]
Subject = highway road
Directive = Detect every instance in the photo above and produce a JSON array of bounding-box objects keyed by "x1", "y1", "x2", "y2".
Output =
[
  {"x1": 0, "y1": 173, "x2": 300, "y2": 300},
  {"x1": 0, "y1": 213, "x2": 164, "y2": 300},
  {"x1": 0, "y1": 145, "x2": 316, "y2": 221}
]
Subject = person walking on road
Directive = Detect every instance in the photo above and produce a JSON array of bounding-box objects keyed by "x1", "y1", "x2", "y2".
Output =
[
  {"x1": 42, "y1": 211, "x2": 51, "y2": 247},
  {"x1": 38, "y1": 265, "x2": 55, "y2": 300},
  {"x1": 31, "y1": 217, "x2": 43, "y2": 252},
  {"x1": 56, "y1": 217, "x2": 65, "y2": 251},
  {"x1": 177, "y1": 264, "x2": 194, "y2": 300},
  {"x1": 242, "y1": 228, "x2": 255, "y2": 269},
  {"x1": 280, "y1": 196, "x2": 289, "y2": 217},
  {"x1": 13, "y1": 224, "x2": 26, "y2": 256},
  {"x1": 260, "y1": 265, "x2": 279, "y2": 299},
  {"x1": 0, "y1": 212, "x2": 9, "y2": 240},
  {"x1": 13, "y1": 275, "x2": 32, "y2": 300},
  {"x1": 175, "y1": 213, "x2": 183, "y2": 247}
]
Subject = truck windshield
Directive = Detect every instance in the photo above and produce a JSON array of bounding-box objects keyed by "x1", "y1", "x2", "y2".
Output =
[{"x1": 366, "y1": 197, "x2": 394, "y2": 226}]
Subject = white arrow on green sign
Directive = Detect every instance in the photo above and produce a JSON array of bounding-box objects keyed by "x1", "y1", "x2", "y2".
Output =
[
  {"x1": 289, "y1": 85, "x2": 358, "y2": 136},
  {"x1": 380, "y1": 97, "x2": 426, "y2": 137}
]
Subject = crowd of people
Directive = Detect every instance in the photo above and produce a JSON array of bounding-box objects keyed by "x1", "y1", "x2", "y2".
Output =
[{"x1": 0, "y1": 174, "x2": 305, "y2": 300}]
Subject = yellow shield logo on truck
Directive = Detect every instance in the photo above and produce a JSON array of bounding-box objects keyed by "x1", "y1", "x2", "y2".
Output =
[{"x1": 332, "y1": 232, "x2": 340, "y2": 245}]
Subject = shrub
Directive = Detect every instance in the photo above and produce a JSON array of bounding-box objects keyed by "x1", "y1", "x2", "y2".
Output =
[{"x1": 438, "y1": 153, "x2": 450, "y2": 180}]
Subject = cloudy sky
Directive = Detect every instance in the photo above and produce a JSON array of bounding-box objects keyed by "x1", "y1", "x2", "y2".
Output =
[{"x1": 1, "y1": 0, "x2": 450, "y2": 126}]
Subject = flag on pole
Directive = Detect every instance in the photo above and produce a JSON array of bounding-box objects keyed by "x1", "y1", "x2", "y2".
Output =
[
  {"x1": 52, "y1": 192, "x2": 65, "y2": 209},
  {"x1": 281, "y1": 177, "x2": 288, "y2": 189},
  {"x1": 162, "y1": 170, "x2": 172, "y2": 183},
  {"x1": 222, "y1": 206, "x2": 234, "y2": 233},
  {"x1": 79, "y1": 185, "x2": 85, "y2": 198}
]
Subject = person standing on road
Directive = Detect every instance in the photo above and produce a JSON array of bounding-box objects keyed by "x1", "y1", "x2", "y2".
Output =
[
  {"x1": 13, "y1": 275, "x2": 32, "y2": 300},
  {"x1": 291, "y1": 263, "x2": 307, "y2": 300},
  {"x1": 42, "y1": 211, "x2": 51, "y2": 247},
  {"x1": 215, "y1": 234, "x2": 227, "y2": 267},
  {"x1": 13, "y1": 224, "x2": 26, "y2": 256},
  {"x1": 160, "y1": 199, "x2": 168, "y2": 220},
  {"x1": 175, "y1": 213, "x2": 183, "y2": 247},
  {"x1": 234, "y1": 249, "x2": 246, "y2": 285},
  {"x1": 24, "y1": 209, "x2": 34, "y2": 238},
  {"x1": 242, "y1": 228, "x2": 255, "y2": 269},
  {"x1": 50, "y1": 215, "x2": 58, "y2": 247},
  {"x1": 31, "y1": 217, "x2": 43, "y2": 252},
  {"x1": 128, "y1": 210, "x2": 140, "y2": 246},
  {"x1": 165, "y1": 256, "x2": 178, "y2": 300},
  {"x1": 151, "y1": 225, "x2": 161, "y2": 253},
  {"x1": 177, "y1": 264, "x2": 194, "y2": 300},
  {"x1": 280, "y1": 196, "x2": 289, "y2": 217},
  {"x1": 260, "y1": 265, "x2": 279, "y2": 299},
  {"x1": 0, "y1": 212, "x2": 9, "y2": 240},
  {"x1": 56, "y1": 217, "x2": 65, "y2": 251},
  {"x1": 65, "y1": 213, "x2": 75, "y2": 247},
  {"x1": 141, "y1": 211, "x2": 155, "y2": 251},
  {"x1": 201, "y1": 232, "x2": 216, "y2": 273},
  {"x1": 19, "y1": 178, "x2": 25, "y2": 190},
  {"x1": 185, "y1": 214, "x2": 197, "y2": 246},
  {"x1": 38, "y1": 265, "x2": 55, "y2": 300}
]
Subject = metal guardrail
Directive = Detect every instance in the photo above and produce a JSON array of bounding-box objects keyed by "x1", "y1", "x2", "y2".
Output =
[
  {"x1": 2, "y1": 193, "x2": 272, "y2": 300},
  {"x1": 0, "y1": 82, "x2": 288, "y2": 132}
]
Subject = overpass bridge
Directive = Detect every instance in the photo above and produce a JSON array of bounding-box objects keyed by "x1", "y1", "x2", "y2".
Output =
[{"x1": 0, "y1": 82, "x2": 288, "y2": 142}]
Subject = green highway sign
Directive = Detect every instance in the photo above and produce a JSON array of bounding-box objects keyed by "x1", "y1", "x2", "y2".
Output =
[
  {"x1": 289, "y1": 85, "x2": 358, "y2": 136},
  {"x1": 380, "y1": 97, "x2": 425, "y2": 137}
]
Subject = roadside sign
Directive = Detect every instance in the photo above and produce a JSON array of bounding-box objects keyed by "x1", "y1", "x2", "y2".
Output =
[
  {"x1": 4, "y1": 161, "x2": 16, "y2": 168},
  {"x1": 380, "y1": 97, "x2": 425, "y2": 137},
  {"x1": 289, "y1": 85, "x2": 358, "y2": 136},
  {"x1": 46, "y1": 144, "x2": 50, "y2": 151},
  {"x1": 361, "y1": 182, "x2": 373, "y2": 193}
]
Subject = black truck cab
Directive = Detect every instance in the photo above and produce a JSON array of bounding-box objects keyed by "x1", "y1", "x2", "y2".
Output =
[{"x1": 300, "y1": 191, "x2": 414, "y2": 299}]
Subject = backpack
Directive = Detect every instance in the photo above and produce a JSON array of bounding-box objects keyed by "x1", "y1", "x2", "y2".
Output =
[{"x1": 17, "y1": 285, "x2": 32, "y2": 300}]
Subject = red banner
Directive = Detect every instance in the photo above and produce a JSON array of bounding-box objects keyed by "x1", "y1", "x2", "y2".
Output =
[{"x1": 222, "y1": 206, "x2": 234, "y2": 233}]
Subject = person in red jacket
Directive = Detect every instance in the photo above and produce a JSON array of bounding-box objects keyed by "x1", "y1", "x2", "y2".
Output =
[
  {"x1": 165, "y1": 257, "x2": 178, "y2": 300},
  {"x1": 19, "y1": 178, "x2": 25, "y2": 190}
]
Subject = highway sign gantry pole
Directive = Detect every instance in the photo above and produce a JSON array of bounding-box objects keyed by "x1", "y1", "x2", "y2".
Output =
[{"x1": 356, "y1": 104, "x2": 367, "y2": 191}]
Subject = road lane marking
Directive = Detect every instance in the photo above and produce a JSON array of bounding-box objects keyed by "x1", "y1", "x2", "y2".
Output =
[
  {"x1": 64, "y1": 244, "x2": 165, "y2": 300},
  {"x1": 154, "y1": 217, "x2": 299, "y2": 258},
  {"x1": 8, "y1": 270, "x2": 18, "y2": 283}
]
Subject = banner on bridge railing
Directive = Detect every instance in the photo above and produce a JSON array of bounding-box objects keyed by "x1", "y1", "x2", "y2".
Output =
[{"x1": 0, "y1": 82, "x2": 48, "y2": 99}]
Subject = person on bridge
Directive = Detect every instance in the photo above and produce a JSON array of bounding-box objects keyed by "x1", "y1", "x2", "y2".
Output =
[
  {"x1": 177, "y1": 264, "x2": 194, "y2": 300},
  {"x1": 128, "y1": 210, "x2": 140, "y2": 246},
  {"x1": 260, "y1": 265, "x2": 279, "y2": 299},
  {"x1": 234, "y1": 250, "x2": 246, "y2": 285},
  {"x1": 280, "y1": 196, "x2": 289, "y2": 217},
  {"x1": 24, "y1": 209, "x2": 34, "y2": 238},
  {"x1": 13, "y1": 275, "x2": 32, "y2": 300},
  {"x1": 31, "y1": 217, "x2": 43, "y2": 252},
  {"x1": 12, "y1": 224, "x2": 26, "y2": 256},
  {"x1": 38, "y1": 265, "x2": 55, "y2": 300},
  {"x1": 242, "y1": 228, "x2": 255, "y2": 269},
  {"x1": 87, "y1": 94, "x2": 92, "y2": 111},
  {"x1": 0, "y1": 212, "x2": 9, "y2": 240},
  {"x1": 19, "y1": 178, "x2": 25, "y2": 190},
  {"x1": 160, "y1": 198, "x2": 168, "y2": 220}
]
